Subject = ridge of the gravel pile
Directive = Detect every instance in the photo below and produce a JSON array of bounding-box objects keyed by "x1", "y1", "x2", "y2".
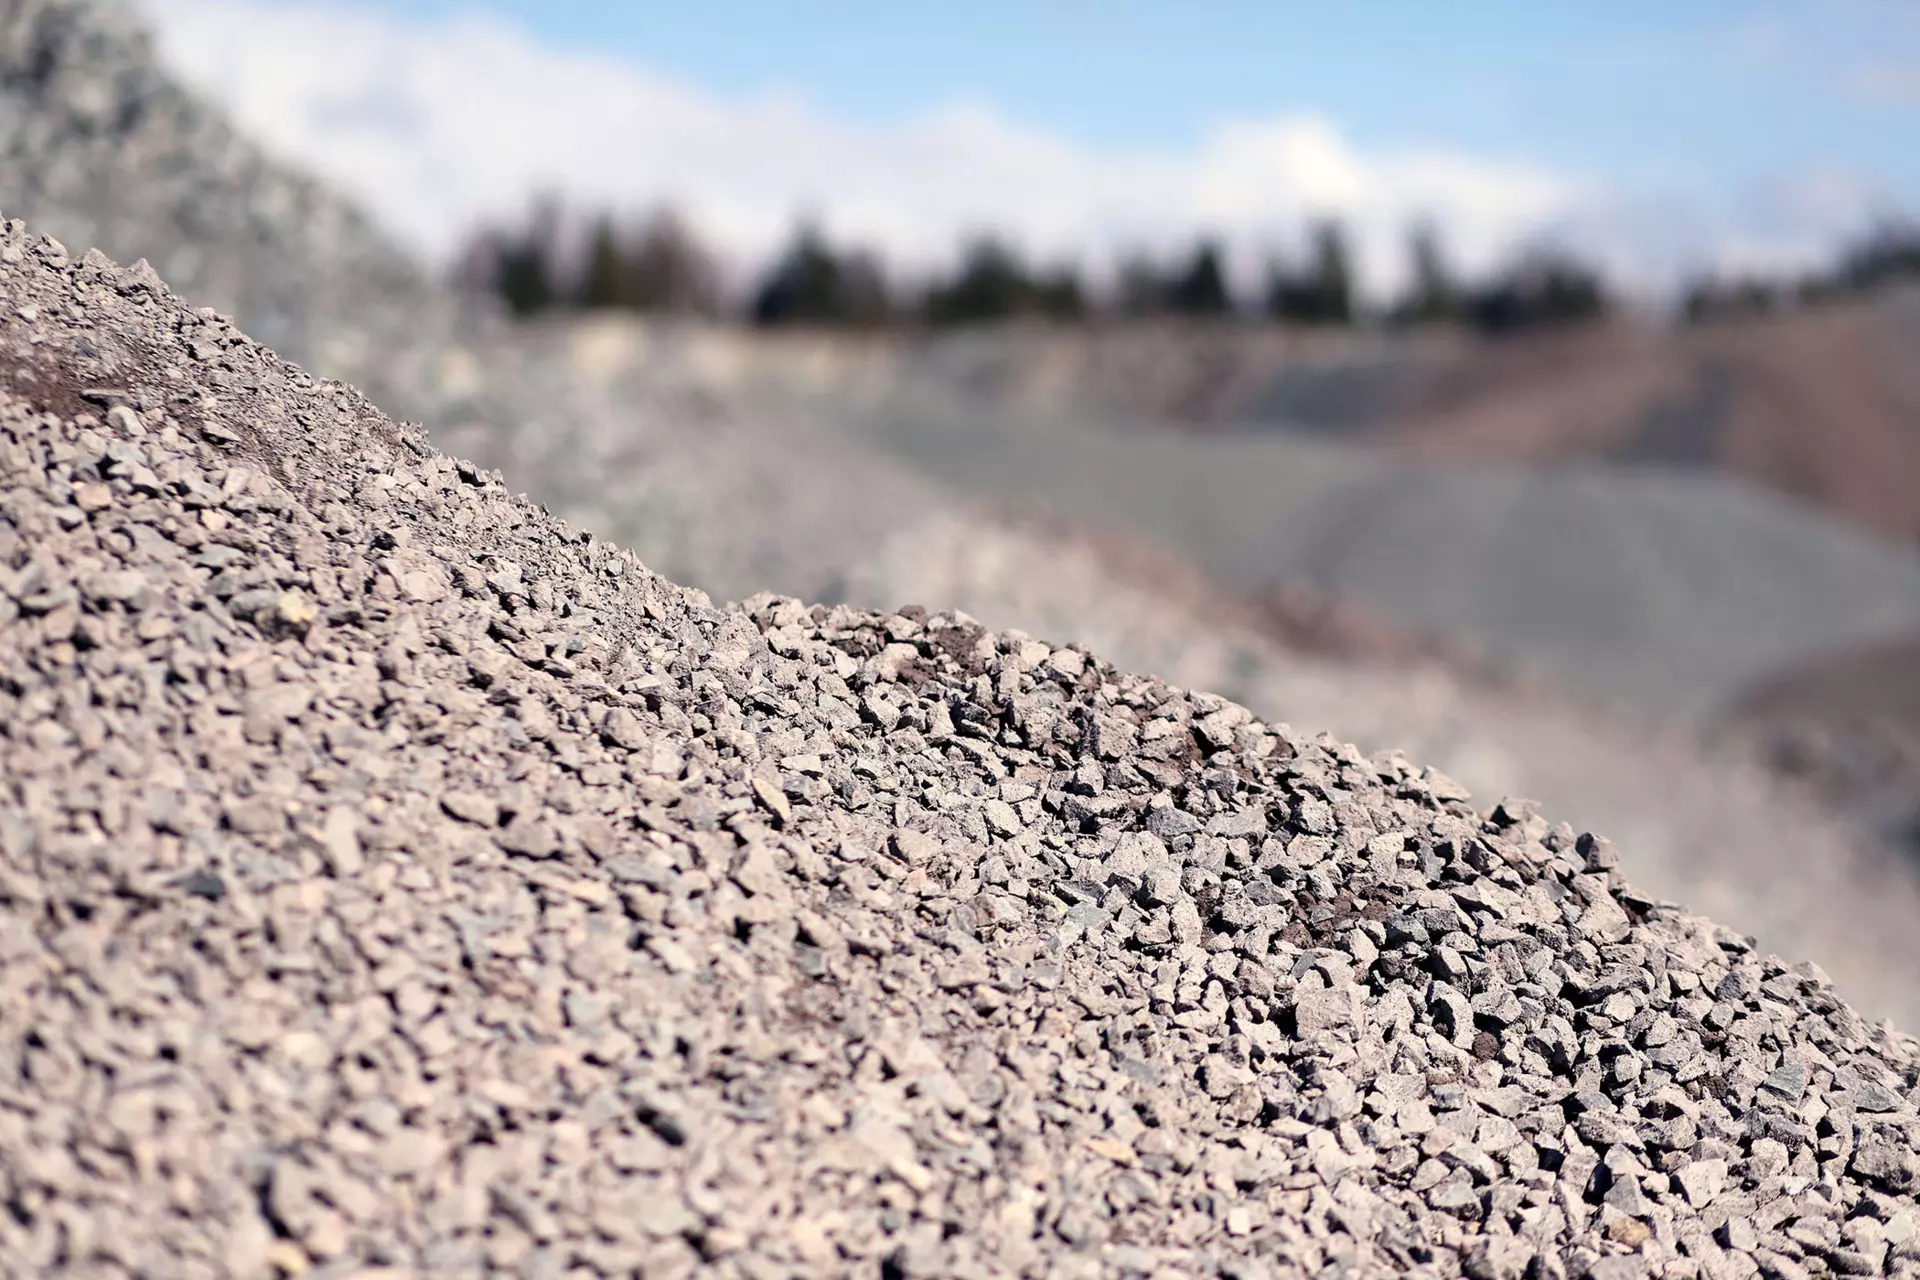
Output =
[{"x1": 5, "y1": 228, "x2": 1920, "y2": 1280}]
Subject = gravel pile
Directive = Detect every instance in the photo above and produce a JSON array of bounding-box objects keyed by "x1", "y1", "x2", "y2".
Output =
[
  {"x1": 508, "y1": 323, "x2": 1920, "y2": 1026},
  {"x1": 11, "y1": 0, "x2": 1920, "y2": 1038},
  {"x1": 7, "y1": 225, "x2": 1920, "y2": 1280}
]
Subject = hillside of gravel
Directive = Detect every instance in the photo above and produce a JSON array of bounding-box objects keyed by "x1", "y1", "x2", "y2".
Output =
[
  {"x1": 438, "y1": 317, "x2": 1920, "y2": 1021},
  {"x1": 8, "y1": 220, "x2": 1920, "y2": 1280},
  {"x1": 12, "y1": 0, "x2": 1920, "y2": 1037}
]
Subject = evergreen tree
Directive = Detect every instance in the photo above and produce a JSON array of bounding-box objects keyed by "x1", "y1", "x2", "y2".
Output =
[
  {"x1": 921, "y1": 237, "x2": 1087, "y2": 325},
  {"x1": 1397, "y1": 221, "x2": 1457, "y2": 324},
  {"x1": 1466, "y1": 247, "x2": 1609, "y2": 334},
  {"x1": 1308, "y1": 219, "x2": 1354, "y2": 325},
  {"x1": 554, "y1": 206, "x2": 721, "y2": 315},
  {"x1": 1115, "y1": 253, "x2": 1171, "y2": 318},
  {"x1": 626, "y1": 207, "x2": 720, "y2": 315},
  {"x1": 494, "y1": 235, "x2": 555, "y2": 316},
  {"x1": 1679, "y1": 274, "x2": 1778, "y2": 324},
  {"x1": 1837, "y1": 219, "x2": 1920, "y2": 292},
  {"x1": 1166, "y1": 237, "x2": 1232, "y2": 316},
  {"x1": 1033, "y1": 267, "x2": 1087, "y2": 321},
  {"x1": 752, "y1": 223, "x2": 845, "y2": 324},
  {"x1": 835, "y1": 250, "x2": 895, "y2": 327},
  {"x1": 474, "y1": 195, "x2": 563, "y2": 318},
  {"x1": 578, "y1": 213, "x2": 630, "y2": 309},
  {"x1": 1267, "y1": 218, "x2": 1354, "y2": 325},
  {"x1": 923, "y1": 236, "x2": 1034, "y2": 326},
  {"x1": 751, "y1": 222, "x2": 892, "y2": 326}
]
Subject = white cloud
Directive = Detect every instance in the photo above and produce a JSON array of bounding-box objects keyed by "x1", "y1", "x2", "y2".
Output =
[{"x1": 138, "y1": 0, "x2": 1885, "y2": 301}]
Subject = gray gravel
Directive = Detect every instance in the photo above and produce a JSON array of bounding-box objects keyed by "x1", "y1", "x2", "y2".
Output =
[{"x1": 7, "y1": 222, "x2": 1920, "y2": 1280}]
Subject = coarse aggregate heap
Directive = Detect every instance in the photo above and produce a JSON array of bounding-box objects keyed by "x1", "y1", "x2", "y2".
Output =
[
  {"x1": 10, "y1": 0, "x2": 1920, "y2": 1033},
  {"x1": 4, "y1": 229, "x2": 1920, "y2": 1280}
]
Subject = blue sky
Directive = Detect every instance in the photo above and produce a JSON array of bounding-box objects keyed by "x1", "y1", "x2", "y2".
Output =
[
  {"x1": 364, "y1": 0, "x2": 1920, "y2": 205},
  {"x1": 145, "y1": 0, "x2": 1920, "y2": 293}
]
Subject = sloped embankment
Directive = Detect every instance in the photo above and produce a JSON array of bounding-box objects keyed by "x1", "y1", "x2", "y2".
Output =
[{"x1": 3, "y1": 228, "x2": 1919, "y2": 1278}]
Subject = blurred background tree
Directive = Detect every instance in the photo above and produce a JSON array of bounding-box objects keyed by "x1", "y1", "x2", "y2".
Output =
[
  {"x1": 578, "y1": 206, "x2": 721, "y2": 315},
  {"x1": 751, "y1": 221, "x2": 894, "y2": 326},
  {"x1": 1393, "y1": 222, "x2": 1459, "y2": 325},
  {"x1": 1114, "y1": 252, "x2": 1173, "y2": 318},
  {"x1": 1465, "y1": 246, "x2": 1609, "y2": 334},
  {"x1": 461, "y1": 194, "x2": 564, "y2": 317},
  {"x1": 457, "y1": 203, "x2": 1920, "y2": 337},
  {"x1": 1679, "y1": 274, "x2": 1782, "y2": 324},
  {"x1": 1836, "y1": 219, "x2": 1920, "y2": 293},
  {"x1": 921, "y1": 235, "x2": 1085, "y2": 325},
  {"x1": 578, "y1": 213, "x2": 628, "y2": 310},
  {"x1": 1165, "y1": 237, "x2": 1233, "y2": 317},
  {"x1": 1267, "y1": 219, "x2": 1354, "y2": 325}
]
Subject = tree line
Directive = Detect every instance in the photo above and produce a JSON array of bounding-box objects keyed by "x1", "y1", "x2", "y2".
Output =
[
  {"x1": 1678, "y1": 220, "x2": 1920, "y2": 324},
  {"x1": 455, "y1": 197, "x2": 1619, "y2": 336}
]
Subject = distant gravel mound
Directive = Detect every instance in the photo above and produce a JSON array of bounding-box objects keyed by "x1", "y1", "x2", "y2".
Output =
[
  {"x1": 857, "y1": 303, "x2": 1920, "y2": 550},
  {"x1": 6, "y1": 221, "x2": 1920, "y2": 1280},
  {"x1": 1712, "y1": 633, "x2": 1920, "y2": 861},
  {"x1": 0, "y1": 0, "x2": 447, "y2": 366},
  {"x1": 664, "y1": 344, "x2": 1920, "y2": 724}
]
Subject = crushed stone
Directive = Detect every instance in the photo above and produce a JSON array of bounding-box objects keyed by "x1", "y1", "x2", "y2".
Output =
[
  {"x1": 3, "y1": 222, "x2": 1920, "y2": 1280},
  {"x1": 9, "y1": 0, "x2": 1920, "y2": 1033}
]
